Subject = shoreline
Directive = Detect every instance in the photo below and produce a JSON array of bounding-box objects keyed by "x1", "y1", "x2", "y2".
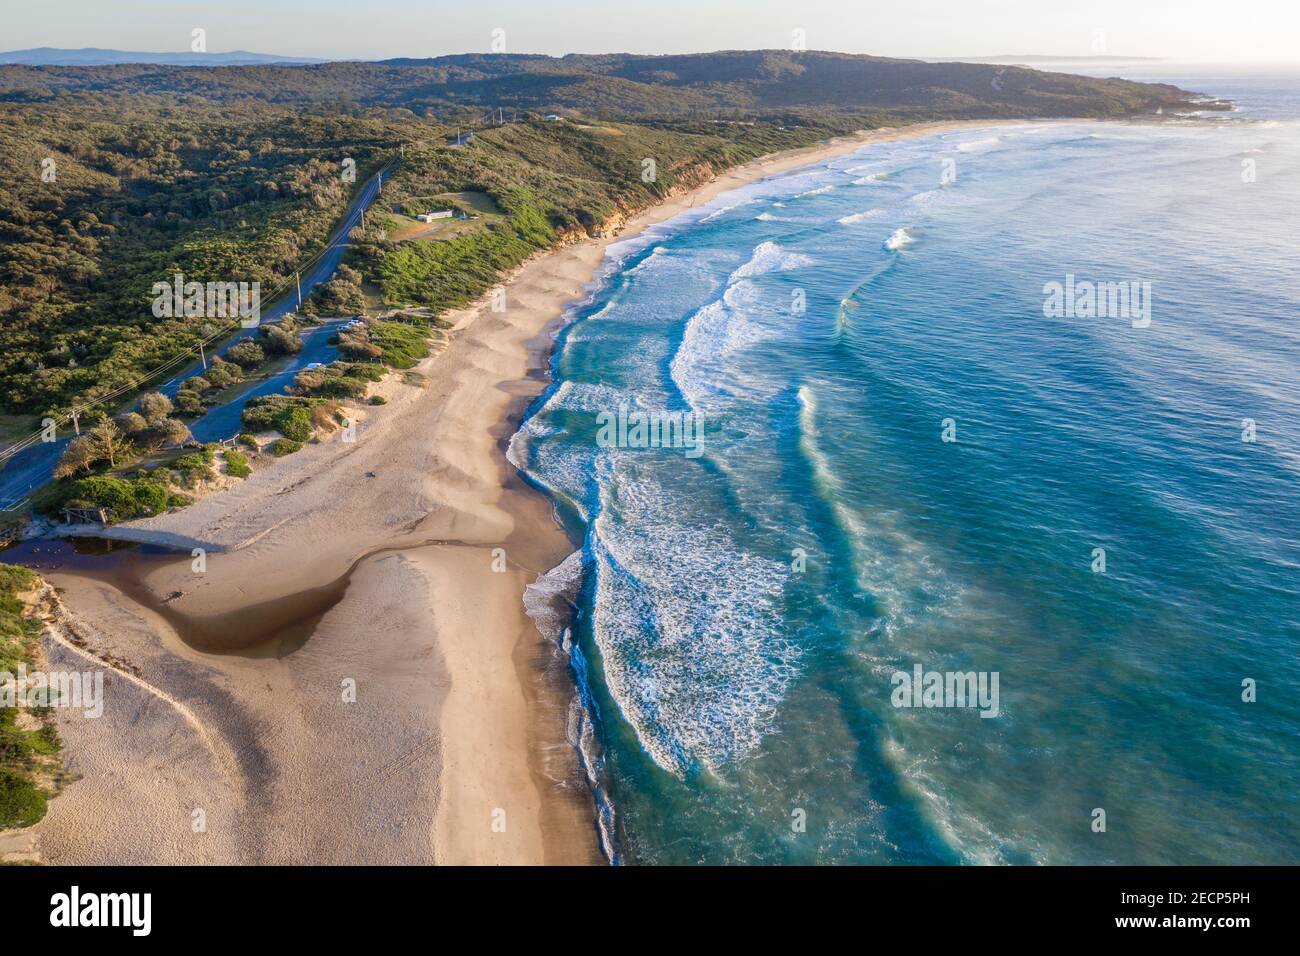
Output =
[{"x1": 16, "y1": 118, "x2": 1036, "y2": 865}]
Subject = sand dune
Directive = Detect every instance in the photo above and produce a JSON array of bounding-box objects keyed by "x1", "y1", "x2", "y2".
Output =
[{"x1": 33, "y1": 121, "x2": 995, "y2": 865}]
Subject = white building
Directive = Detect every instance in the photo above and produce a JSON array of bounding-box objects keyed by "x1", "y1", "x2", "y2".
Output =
[{"x1": 416, "y1": 210, "x2": 454, "y2": 223}]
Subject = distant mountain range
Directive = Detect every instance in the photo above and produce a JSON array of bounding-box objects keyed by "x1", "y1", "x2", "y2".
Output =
[
  {"x1": 932, "y1": 55, "x2": 1163, "y2": 63},
  {"x1": 0, "y1": 47, "x2": 328, "y2": 66},
  {"x1": 0, "y1": 48, "x2": 1167, "y2": 69},
  {"x1": 0, "y1": 50, "x2": 1220, "y2": 120}
]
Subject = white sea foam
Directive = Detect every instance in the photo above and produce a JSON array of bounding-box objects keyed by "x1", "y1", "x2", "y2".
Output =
[
  {"x1": 957, "y1": 136, "x2": 1001, "y2": 152},
  {"x1": 700, "y1": 197, "x2": 756, "y2": 222},
  {"x1": 837, "y1": 208, "x2": 886, "y2": 225},
  {"x1": 729, "y1": 240, "x2": 813, "y2": 279},
  {"x1": 523, "y1": 550, "x2": 621, "y2": 863},
  {"x1": 522, "y1": 549, "x2": 586, "y2": 645},
  {"x1": 853, "y1": 172, "x2": 890, "y2": 185},
  {"x1": 589, "y1": 469, "x2": 798, "y2": 776},
  {"x1": 669, "y1": 242, "x2": 810, "y2": 411},
  {"x1": 883, "y1": 227, "x2": 915, "y2": 251},
  {"x1": 624, "y1": 245, "x2": 669, "y2": 275},
  {"x1": 507, "y1": 380, "x2": 640, "y2": 514},
  {"x1": 796, "y1": 184, "x2": 836, "y2": 197}
]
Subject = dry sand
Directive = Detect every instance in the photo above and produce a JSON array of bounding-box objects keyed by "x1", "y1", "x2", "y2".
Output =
[{"x1": 23, "y1": 120, "x2": 1006, "y2": 865}]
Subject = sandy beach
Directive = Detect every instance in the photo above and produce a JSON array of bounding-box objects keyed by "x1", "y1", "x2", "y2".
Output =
[{"x1": 21, "y1": 119, "x2": 1005, "y2": 865}]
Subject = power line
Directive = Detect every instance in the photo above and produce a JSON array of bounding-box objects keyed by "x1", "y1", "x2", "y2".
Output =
[{"x1": 0, "y1": 165, "x2": 392, "y2": 466}]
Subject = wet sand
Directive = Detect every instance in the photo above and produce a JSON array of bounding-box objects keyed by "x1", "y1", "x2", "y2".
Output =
[{"x1": 17, "y1": 120, "x2": 1007, "y2": 865}]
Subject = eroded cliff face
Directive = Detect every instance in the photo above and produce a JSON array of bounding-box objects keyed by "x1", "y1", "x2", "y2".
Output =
[{"x1": 556, "y1": 159, "x2": 722, "y2": 244}]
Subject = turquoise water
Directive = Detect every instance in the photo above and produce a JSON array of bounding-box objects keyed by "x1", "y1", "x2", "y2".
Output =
[{"x1": 511, "y1": 71, "x2": 1300, "y2": 865}]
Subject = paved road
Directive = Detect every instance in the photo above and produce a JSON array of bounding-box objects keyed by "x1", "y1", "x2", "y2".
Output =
[{"x1": 0, "y1": 168, "x2": 387, "y2": 508}]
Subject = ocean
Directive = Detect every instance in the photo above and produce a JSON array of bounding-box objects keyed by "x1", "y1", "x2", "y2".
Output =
[{"x1": 510, "y1": 67, "x2": 1300, "y2": 864}]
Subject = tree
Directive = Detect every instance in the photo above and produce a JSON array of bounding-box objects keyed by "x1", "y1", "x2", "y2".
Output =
[
  {"x1": 115, "y1": 411, "x2": 148, "y2": 434},
  {"x1": 153, "y1": 418, "x2": 192, "y2": 447},
  {"x1": 137, "y1": 392, "x2": 173, "y2": 425},
  {"x1": 54, "y1": 435, "x2": 98, "y2": 479},
  {"x1": 86, "y1": 420, "x2": 130, "y2": 469},
  {"x1": 52, "y1": 420, "x2": 131, "y2": 478}
]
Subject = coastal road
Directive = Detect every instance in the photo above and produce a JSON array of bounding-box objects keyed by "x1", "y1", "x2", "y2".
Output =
[{"x1": 0, "y1": 167, "x2": 389, "y2": 507}]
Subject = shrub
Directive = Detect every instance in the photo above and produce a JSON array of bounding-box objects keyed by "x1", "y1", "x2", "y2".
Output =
[
  {"x1": 242, "y1": 396, "x2": 325, "y2": 435},
  {"x1": 338, "y1": 333, "x2": 382, "y2": 360},
  {"x1": 369, "y1": 395, "x2": 387, "y2": 405},
  {"x1": 115, "y1": 411, "x2": 148, "y2": 434},
  {"x1": 173, "y1": 391, "x2": 204, "y2": 416},
  {"x1": 269, "y1": 438, "x2": 303, "y2": 456},
  {"x1": 151, "y1": 418, "x2": 192, "y2": 447},
  {"x1": 204, "y1": 361, "x2": 240, "y2": 388},
  {"x1": 274, "y1": 406, "x2": 313, "y2": 442},
  {"x1": 224, "y1": 450, "x2": 251, "y2": 478},
  {"x1": 227, "y1": 340, "x2": 266, "y2": 369},
  {"x1": 345, "y1": 363, "x2": 386, "y2": 382},
  {"x1": 299, "y1": 373, "x2": 367, "y2": 400},
  {"x1": 173, "y1": 452, "x2": 214, "y2": 482},
  {"x1": 369, "y1": 321, "x2": 430, "y2": 369},
  {"x1": 55, "y1": 474, "x2": 171, "y2": 521},
  {"x1": 0, "y1": 769, "x2": 47, "y2": 829},
  {"x1": 261, "y1": 325, "x2": 303, "y2": 356},
  {"x1": 129, "y1": 479, "x2": 170, "y2": 516},
  {"x1": 238, "y1": 432, "x2": 259, "y2": 448}
]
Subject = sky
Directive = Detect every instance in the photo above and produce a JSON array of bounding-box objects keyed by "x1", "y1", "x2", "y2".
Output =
[{"x1": 4, "y1": 0, "x2": 1297, "y2": 63}]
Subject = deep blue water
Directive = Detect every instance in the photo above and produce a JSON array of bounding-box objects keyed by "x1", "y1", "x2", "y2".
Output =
[{"x1": 512, "y1": 69, "x2": 1300, "y2": 864}]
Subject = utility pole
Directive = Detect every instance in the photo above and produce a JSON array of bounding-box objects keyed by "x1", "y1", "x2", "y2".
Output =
[
  {"x1": 361, "y1": 208, "x2": 366, "y2": 230},
  {"x1": 199, "y1": 340, "x2": 207, "y2": 370},
  {"x1": 70, "y1": 408, "x2": 80, "y2": 436},
  {"x1": 296, "y1": 271, "x2": 302, "y2": 311}
]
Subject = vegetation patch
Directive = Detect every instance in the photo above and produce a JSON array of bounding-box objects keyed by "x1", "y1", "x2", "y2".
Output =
[
  {"x1": 368, "y1": 321, "x2": 432, "y2": 369},
  {"x1": 240, "y1": 395, "x2": 323, "y2": 438},
  {"x1": 223, "y1": 450, "x2": 251, "y2": 479},
  {"x1": 44, "y1": 474, "x2": 171, "y2": 522},
  {"x1": 0, "y1": 564, "x2": 61, "y2": 830}
]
